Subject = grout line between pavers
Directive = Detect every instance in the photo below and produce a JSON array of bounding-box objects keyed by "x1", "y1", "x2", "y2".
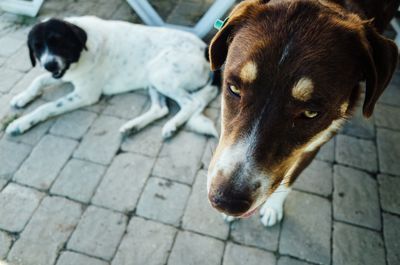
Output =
[{"x1": 373, "y1": 119, "x2": 389, "y2": 265}]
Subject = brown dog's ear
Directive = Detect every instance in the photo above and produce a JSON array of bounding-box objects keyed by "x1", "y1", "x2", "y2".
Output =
[
  {"x1": 361, "y1": 25, "x2": 398, "y2": 117},
  {"x1": 209, "y1": 0, "x2": 263, "y2": 71},
  {"x1": 209, "y1": 20, "x2": 236, "y2": 71}
]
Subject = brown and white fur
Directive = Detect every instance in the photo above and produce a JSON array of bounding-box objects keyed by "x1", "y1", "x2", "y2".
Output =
[{"x1": 207, "y1": 0, "x2": 399, "y2": 226}]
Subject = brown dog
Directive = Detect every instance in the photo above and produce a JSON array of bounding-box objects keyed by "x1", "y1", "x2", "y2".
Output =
[{"x1": 207, "y1": 0, "x2": 399, "y2": 226}]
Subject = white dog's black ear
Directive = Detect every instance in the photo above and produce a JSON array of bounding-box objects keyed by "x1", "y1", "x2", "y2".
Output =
[
  {"x1": 27, "y1": 36, "x2": 36, "y2": 67},
  {"x1": 67, "y1": 22, "x2": 88, "y2": 51}
]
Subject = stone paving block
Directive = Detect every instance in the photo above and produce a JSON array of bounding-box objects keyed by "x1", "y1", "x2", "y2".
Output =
[
  {"x1": 167, "y1": 231, "x2": 224, "y2": 265},
  {"x1": 136, "y1": 177, "x2": 191, "y2": 226},
  {"x1": 50, "y1": 159, "x2": 106, "y2": 203},
  {"x1": 0, "y1": 67, "x2": 23, "y2": 93},
  {"x1": 280, "y1": 191, "x2": 331, "y2": 265},
  {"x1": 92, "y1": 153, "x2": 153, "y2": 212},
  {"x1": 316, "y1": 137, "x2": 335, "y2": 162},
  {"x1": 0, "y1": 179, "x2": 7, "y2": 191},
  {"x1": 223, "y1": 242, "x2": 276, "y2": 265},
  {"x1": 383, "y1": 213, "x2": 400, "y2": 265},
  {"x1": 335, "y1": 134, "x2": 377, "y2": 173},
  {"x1": 378, "y1": 174, "x2": 400, "y2": 215},
  {"x1": 0, "y1": 231, "x2": 12, "y2": 259},
  {"x1": 103, "y1": 92, "x2": 147, "y2": 120},
  {"x1": 277, "y1": 256, "x2": 314, "y2": 265},
  {"x1": 341, "y1": 108, "x2": 375, "y2": 139},
  {"x1": 0, "y1": 183, "x2": 44, "y2": 232},
  {"x1": 209, "y1": 93, "x2": 221, "y2": 109},
  {"x1": 14, "y1": 134, "x2": 78, "y2": 190},
  {"x1": 379, "y1": 83, "x2": 400, "y2": 107},
  {"x1": 201, "y1": 137, "x2": 217, "y2": 168},
  {"x1": 112, "y1": 217, "x2": 177, "y2": 265},
  {"x1": 8, "y1": 196, "x2": 82, "y2": 265},
  {"x1": 153, "y1": 131, "x2": 207, "y2": 184},
  {"x1": 182, "y1": 170, "x2": 229, "y2": 240},
  {"x1": 56, "y1": 251, "x2": 108, "y2": 265},
  {"x1": 230, "y1": 214, "x2": 280, "y2": 252},
  {"x1": 10, "y1": 67, "x2": 45, "y2": 95},
  {"x1": 0, "y1": 138, "x2": 31, "y2": 177},
  {"x1": 5, "y1": 46, "x2": 31, "y2": 72},
  {"x1": 333, "y1": 165, "x2": 381, "y2": 230},
  {"x1": 121, "y1": 125, "x2": 163, "y2": 157},
  {"x1": 0, "y1": 56, "x2": 6, "y2": 67},
  {"x1": 68, "y1": 206, "x2": 127, "y2": 261},
  {"x1": 73, "y1": 115, "x2": 125, "y2": 165},
  {"x1": 293, "y1": 160, "x2": 333, "y2": 197},
  {"x1": 83, "y1": 96, "x2": 110, "y2": 113},
  {"x1": 110, "y1": 2, "x2": 141, "y2": 23},
  {"x1": 167, "y1": 1, "x2": 206, "y2": 26},
  {"x1": 0, "y1": 36, "x2": 24, "y2": 56},
  {"x1": 50, "y1": 110, "x2": 97, "y2": 139},
  {"x1": 375, "y1": 104, "x2": 400, "y2": 130},
  {"x1": 41, "y1": 83, "x2": 74, "y2": 103},
  {"x1": 149, "y1": 0, "x2": 177, "y2": 19},
  {"x1": 333, "y1": 222, "x2": 385, "y2": 265},
  {"x1": 377, "y1": 128, "x2": 400, "y2": 175}
]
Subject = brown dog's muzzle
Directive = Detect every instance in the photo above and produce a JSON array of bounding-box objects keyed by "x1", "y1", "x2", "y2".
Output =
[{"x1": 207, "y1": 161, "x2": 262, "y2": 216}]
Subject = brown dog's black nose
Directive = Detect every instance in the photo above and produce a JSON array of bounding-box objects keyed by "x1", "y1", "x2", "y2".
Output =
[{"x1": 208, "y1": 189, "x2": 252, "y2": 215}]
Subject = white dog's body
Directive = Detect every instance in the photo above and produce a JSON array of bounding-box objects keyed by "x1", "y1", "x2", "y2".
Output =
[{"x1": 7, "y1": 16, "x2": 218, "y2": 138}]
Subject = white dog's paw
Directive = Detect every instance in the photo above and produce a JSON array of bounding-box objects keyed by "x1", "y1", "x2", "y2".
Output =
[
  {"x1": 10, "y1": 93, "x2": 34, "y2": 108},
  {"x1": 161, "y1": 122, "x2": 177, "y2": 139},
  {"x1": 222, "y1": 213, "x2": 237, "y2": 223},
  {"x1": 119, "y1": 121, "x2": 141, "y2": 135},
  {"x1": 259, "y1": 202, "x2": 283, "y2": 227},
  {"x1": 5, "y1": 117, "x2": 33, "y2": 136}
]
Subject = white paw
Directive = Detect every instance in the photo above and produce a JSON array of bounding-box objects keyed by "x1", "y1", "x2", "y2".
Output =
[
  {"x1": 119, "y1": 121, "x2": 141, "y2": 135},
  {"x1": 162, "y1": 122, "x2": 177, "y2": 139},
  {"x1": 222, "y1": 213, "x2": 236, "y2": 223},
  {"x1": 259, "y1": 203, "x2": 283, "y2": 227},
  {"x1": 5, "y1": 117, "x2": 33, "y2": 136},
  {"x1": 10, "y1": 93, "x2": 34, "y2": 108}
]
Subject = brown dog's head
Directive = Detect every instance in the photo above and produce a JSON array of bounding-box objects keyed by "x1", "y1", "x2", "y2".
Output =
[{"x1": 207, "y1": 0, "x2": 398, "y2": 217}]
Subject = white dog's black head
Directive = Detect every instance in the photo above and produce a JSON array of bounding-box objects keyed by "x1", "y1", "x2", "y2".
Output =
[{"x1": 28, "y1": 18, "x2": 87, "y2": 78}]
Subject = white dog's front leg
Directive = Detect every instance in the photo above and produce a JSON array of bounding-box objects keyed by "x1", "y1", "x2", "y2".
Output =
[
  {"x1": 10, "y1": 73, "x2": 62, "y2": 108},
  {"x1": 6, "y1": 92, "x2": 94, "y2": 135},
  {"x1": 260, "y1": 184, "x2": 291, "y2": 227}
]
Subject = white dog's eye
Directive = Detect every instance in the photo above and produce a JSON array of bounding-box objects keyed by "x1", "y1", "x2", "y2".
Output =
[
  {"x1": 228, "y1": 85, "x2": 241, "y2": 97},
  {"x1": 303, "y1": 110, "x2": 319, "y2": 118}
]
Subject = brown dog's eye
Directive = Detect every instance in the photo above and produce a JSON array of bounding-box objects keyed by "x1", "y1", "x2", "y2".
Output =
[
  {"x1": 228, "y1": 85, "x2": 241, "y2": 97},
  {"x1": 303, "y1": 110, "x2": 319, "y2": 119}
]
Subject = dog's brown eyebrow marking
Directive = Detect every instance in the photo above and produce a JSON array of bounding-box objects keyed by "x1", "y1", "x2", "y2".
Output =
[
  {"x1": 292, "y1": 77, "x2": 314, "y2": 101},
  {"x1": 240, "y1": 61, "x2": 258, "y2": 83}
]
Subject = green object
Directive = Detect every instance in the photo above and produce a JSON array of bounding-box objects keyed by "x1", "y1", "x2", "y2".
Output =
[{"x1": 214, "y1": 17, "x2": 229, "y2": 30}]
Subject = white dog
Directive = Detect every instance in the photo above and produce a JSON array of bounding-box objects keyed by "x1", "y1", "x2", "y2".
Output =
[{"x1": 6, "y1": 16, "x2": 219, "y2": 138}]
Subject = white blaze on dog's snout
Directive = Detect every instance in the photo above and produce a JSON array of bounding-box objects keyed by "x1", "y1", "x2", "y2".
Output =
[
  {"x1": 39, "y1": 47, "x2": 65, "y2": 70},
  {"x1": 240, "y1": 61, "x2": 258, "y2": 83},
  {"x1": 215, "y1": 141, "x2": 248, "y2": 177},
  {"x1": 292, "y1": 77, "x2": 314, "y2": 101}
]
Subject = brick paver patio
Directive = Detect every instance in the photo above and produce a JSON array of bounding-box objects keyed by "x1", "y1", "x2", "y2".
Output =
[{"x1": 0, "y1": 1, "x2": 399, "y2": 265}]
